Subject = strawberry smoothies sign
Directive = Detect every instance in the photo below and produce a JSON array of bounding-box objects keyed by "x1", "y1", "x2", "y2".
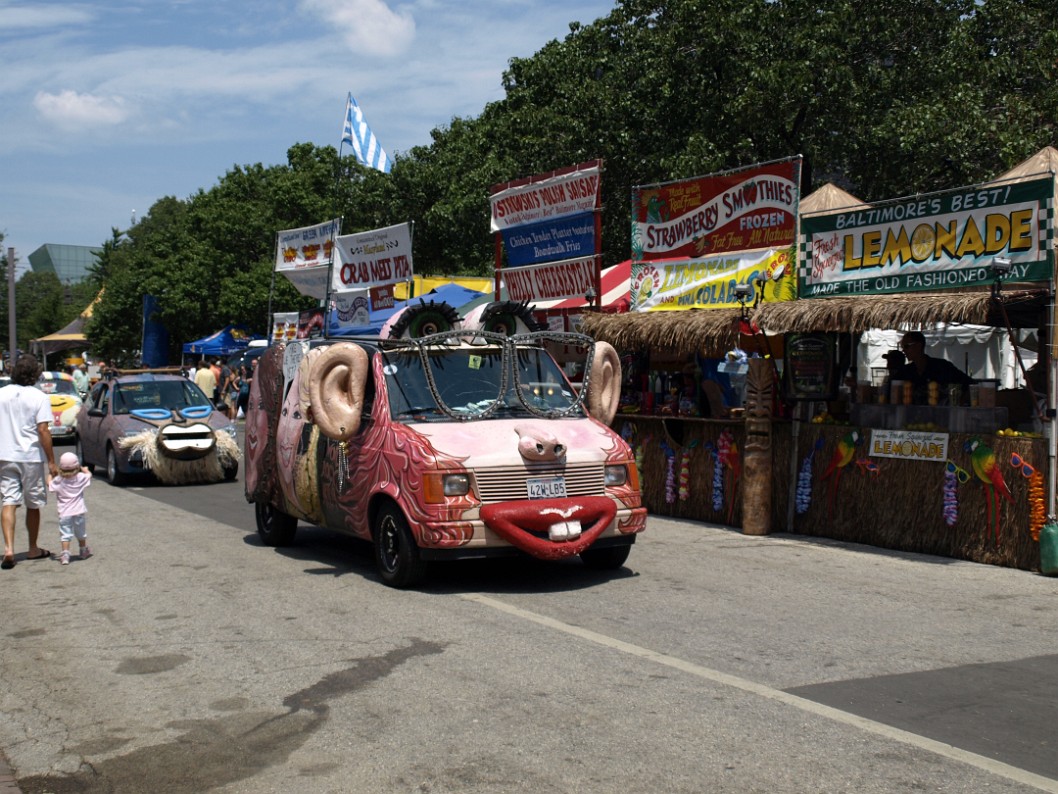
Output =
[
  {"x1": 331, "y1": 222, "x2": 414, "y2": 292},
  {"x1": 490, "y1": 161, "x2": 603, "y2": 304},
  {"x1": 632, "y1": 158, "x2": 800, "y2": 262},
  {"x1": 274, "y1": 218, "x2": 341, "y2": 300},
  {"x1": 799, "y1": 176, "x2": 1054, "y2": 297}
]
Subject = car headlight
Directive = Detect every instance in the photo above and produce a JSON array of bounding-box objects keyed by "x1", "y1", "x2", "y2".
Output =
[
  {"x1": 604, "y1": 464, "x2": 629, "y2": 487},
  {"x1": 423, "y1": 473, "x2": 471, "y2": 503}
]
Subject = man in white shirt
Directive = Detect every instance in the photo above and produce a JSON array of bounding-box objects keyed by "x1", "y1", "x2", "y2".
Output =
[{"x1": 0, "y1": 355, "x2": 58, "y2": 568}]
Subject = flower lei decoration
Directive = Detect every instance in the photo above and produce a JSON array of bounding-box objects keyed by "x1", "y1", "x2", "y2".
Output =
[
  {"x1": 1029, "y1": 471, "x2": 1046, "y2": 541},
  {"x1": 678, "y1": 440, "x2": 699, "y2": 501},
  {"x1": 660, "y1": 440, "x2": 677, "y2": 504},
  {"x1": 705, "y1": 441, "x2": 724, "y2": 512},
  {"x1": 942, "y1": 459, "x2": 971, "y2": 528},
  {"x1": 943, "y1": 469, "x2": 959, "y2": 527},
  {"x1": 796, "y1": 435, "x2": 824, "y2": 515},
  {"x1": 716, "y1": 430, "x2": 738, "y2": 522}
]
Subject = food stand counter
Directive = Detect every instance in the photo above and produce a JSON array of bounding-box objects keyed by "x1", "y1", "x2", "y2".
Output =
[
  {"x1": 790, "y1": 421, "x2": 1045, "y2": 570},
  {"x1": 615, "y1": 414, "x2": 791, "y2": 530}
]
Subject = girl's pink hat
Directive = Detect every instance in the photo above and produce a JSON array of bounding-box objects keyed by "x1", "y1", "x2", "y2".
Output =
[{"x1": 59, "y1": 452, "x2": 80, "y2": 471}]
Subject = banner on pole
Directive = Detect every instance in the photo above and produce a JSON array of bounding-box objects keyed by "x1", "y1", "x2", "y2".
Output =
[
  {"x1": 332, "y1": 222, "x2": 413, "y2": 292},
  {"x1": 274, "y1": 219, "x2": 340, "y2": 300}
]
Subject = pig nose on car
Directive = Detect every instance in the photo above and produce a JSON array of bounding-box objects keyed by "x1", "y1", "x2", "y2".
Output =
[{"x1": 515, "y1": 425, "x2": 566, "y2": 462}]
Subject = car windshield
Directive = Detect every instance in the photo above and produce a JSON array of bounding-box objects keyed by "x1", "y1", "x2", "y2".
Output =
[
  {"x1": 112, "y1": 380, "x2": 212, "y2": 415},
  {"x1": 36, "y1": 377, "x2": 77, "y2": 397},
  {"x1": 383, "y1": 344, "x2": 582, "y2": 422}
]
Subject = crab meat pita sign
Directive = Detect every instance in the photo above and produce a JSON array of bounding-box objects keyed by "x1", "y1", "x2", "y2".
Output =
[
  {"x1": 632, "y1": 158, "x2": 800, "y2": 261},
  {"x1": 332, "y1": 222, "x2": 414, "y2": 292}
]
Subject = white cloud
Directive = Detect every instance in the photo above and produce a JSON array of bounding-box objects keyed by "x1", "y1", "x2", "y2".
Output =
[
  {"x1": 300, "y1": 0, "x2": 415, "y2": 57},
  {"x1": 33, "y1": 90, "x2": 130, "y2": 129},
  {"x1": 0, "y1": 4, "x2": 93, "y2": 30}
]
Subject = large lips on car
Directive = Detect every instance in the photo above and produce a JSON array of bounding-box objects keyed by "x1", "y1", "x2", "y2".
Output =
[
  {"x1": 157, "y1": 422, "x2": 216, "y2": 460},
  {"x1": 480, "y1": 496, "x2": 616, "y2": 560}
]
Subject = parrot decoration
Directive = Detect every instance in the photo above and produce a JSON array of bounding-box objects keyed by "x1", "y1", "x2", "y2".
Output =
[
  {"x1": 821, "y1": 430, "x2": 860, "y2": 519},
  {"x1": 967, "y1": 438, "x2": 1013, "y2": 547}
]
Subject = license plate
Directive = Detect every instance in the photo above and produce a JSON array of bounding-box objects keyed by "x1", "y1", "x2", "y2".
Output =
[{"x1": 527, "y1": 476, "x2": 566, "y2": 500}]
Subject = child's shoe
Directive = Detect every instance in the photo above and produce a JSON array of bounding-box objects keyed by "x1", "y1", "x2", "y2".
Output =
[
  {"x1": 80, "y1": 545, "x2": 92, "y2": 560},
  {"x1": 60, "y1": 550, "x2": 70, "y2": 566}
]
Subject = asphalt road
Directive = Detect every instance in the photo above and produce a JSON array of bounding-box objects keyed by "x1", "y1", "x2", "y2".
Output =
[{"x1": 0, "y1": 456, "x2": 1056, "y2": 793}]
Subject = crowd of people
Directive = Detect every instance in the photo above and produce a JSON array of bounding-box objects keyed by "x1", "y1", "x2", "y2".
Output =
[{"x1": 188, "y1": 357, "x2": 255, "y2": 420}]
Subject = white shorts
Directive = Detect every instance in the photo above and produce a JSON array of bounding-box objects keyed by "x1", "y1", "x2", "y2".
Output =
[
  {"x1": 59, "y1": 513, "x2": 87, "y2": 542},
  {"x1": 0, "y1": 461, "x2": 47, "y2": 508}
]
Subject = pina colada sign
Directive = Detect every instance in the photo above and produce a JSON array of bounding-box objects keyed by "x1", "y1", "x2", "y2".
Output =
[{"x1": 799, "y1": 176, "x2": 1054, "y2": 297}]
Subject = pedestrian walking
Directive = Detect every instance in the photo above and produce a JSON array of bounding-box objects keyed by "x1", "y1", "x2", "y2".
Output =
[
  {"x1": 194, "y1": 360, "x2": 217, "y2": 405},
  {"x1": 49, "y1": 451, "x2": 92, "y2": 565},
  {"x1": 0, "y1": 354, "x2": 59, "y2": 569}
]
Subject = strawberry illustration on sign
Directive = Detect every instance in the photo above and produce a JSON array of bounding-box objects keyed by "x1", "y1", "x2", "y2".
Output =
[{"x1": 742, "y1": 180, "x2": 758, "y2": 205}]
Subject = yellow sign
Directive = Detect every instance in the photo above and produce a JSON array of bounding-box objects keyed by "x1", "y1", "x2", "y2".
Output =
[{"x1": 630, "y1": 247, "x2": 795, "y2": 312}]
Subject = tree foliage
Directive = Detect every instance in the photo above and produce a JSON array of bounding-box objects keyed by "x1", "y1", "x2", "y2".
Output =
[{"x1": 85, "y1": 0, "x2": 1058, "y2": 361}]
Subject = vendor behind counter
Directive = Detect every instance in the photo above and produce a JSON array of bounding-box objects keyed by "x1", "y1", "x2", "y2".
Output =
[{"x1": 893, "y1": 330, "x2": 973, "y2": 404}]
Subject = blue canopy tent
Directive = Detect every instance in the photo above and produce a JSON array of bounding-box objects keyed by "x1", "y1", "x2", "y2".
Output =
[
  {"x1": 183, "y1": 325, "x2": 261, "y2": 357},
  {"x1": 328, "y1": 283, "x2": 487, "y2": 337}
]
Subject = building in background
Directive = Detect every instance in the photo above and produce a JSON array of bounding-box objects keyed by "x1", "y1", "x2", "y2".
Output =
[{"x1": 28, "y1": 244, "x2": 100, "y2": 284}]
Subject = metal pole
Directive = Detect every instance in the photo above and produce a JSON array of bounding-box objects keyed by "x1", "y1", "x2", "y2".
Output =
[{"x1": 7, "y1": 247, "x2": 16, "y2": 367}]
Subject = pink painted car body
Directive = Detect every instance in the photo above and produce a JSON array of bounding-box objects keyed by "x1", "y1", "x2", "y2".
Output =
[{"x1": 245, "y1": 332, "x2": 646, "y2": 587}]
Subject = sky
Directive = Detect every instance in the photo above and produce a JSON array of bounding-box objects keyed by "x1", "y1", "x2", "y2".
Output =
[{"x1": 0, "y1": 0, "x2": 615, "y2": 273}]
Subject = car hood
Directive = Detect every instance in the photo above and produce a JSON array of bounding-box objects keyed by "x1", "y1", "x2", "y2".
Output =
[{"x1": 408, "y1": 416, "x2": 620, "y2": 468}]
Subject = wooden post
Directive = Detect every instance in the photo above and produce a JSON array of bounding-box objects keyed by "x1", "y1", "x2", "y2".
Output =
[{"x1": 742, "y1": 358, "x2": 773, "y2": 535}]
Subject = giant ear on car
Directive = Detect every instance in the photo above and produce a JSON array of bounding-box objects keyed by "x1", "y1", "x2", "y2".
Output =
[
  {"x1": 584, "y1": 341, "x2": 621, "y2": 425},
  {"x1": 306, "y1": 343, "x2": 369, "y2": 442}
]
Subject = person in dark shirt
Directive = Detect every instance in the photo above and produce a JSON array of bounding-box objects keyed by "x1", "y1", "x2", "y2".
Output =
[{"x1": 894, "y1": 331, "x2": 973, "y2": 404}]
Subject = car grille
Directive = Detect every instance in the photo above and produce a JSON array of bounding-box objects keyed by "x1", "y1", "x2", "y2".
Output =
[{"x1": 473, "y1": 462, "x2": 605, "y2": 504}]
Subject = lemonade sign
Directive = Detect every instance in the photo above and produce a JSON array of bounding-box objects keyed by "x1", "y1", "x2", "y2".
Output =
[{"x1": 799, "y1": 176, "x2": 1054, "y2": 297}]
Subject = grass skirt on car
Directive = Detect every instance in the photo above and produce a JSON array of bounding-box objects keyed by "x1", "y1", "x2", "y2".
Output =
[{"x1": 118, "y1": 431, "x2": 241, "y2": 484}]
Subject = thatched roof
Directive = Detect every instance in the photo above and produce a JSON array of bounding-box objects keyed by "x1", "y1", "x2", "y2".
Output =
[
  {"x1": 753, "y1": 289, "x2": 1049, "y2": 334},
  {"x1": 799, "y1": 183, "x2": 868, "y2": 215},
  {"x1": 580, "y1": 308, "x2": 745, "y2": 357}
]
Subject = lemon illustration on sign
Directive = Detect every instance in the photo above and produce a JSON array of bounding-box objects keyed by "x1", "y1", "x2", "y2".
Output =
[
  {"x1": 911, "y1": 224, "x2": 935, "y2": 261},
  {"x1": 635, "y1": 277, "x2": 654, "y2": 307}
]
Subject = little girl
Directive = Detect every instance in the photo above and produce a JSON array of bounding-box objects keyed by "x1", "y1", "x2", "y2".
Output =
[{"x1": 50, "y1": 452, "x2": 92, "y2": 565}]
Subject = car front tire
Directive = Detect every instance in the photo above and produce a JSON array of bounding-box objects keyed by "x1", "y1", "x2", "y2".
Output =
[
  {"x1": 374, "y1": 503, "x2": 427, "y2": 588},
  {"x1": 106, "y1": 445, "x2": 126, "y2": 486}
]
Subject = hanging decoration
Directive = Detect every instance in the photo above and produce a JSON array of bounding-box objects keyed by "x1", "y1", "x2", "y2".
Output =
[
  {"x1": 821, "y1": 430, "x2": 860, "y2": 519},
  {"x1": 635, "y1": 435, "x2": 651, "y2": 475},
  {"x1": 1029, "y1": 471, "x2": 1046, "y2": 541},
  {"x1": 968, "y1": 437, "x2": 1012, "y2": 547},
  {"x1": 943, "y1": 459, "x2": 970, "y2": 527},
  {"x1": 796, "y1": 435, "x2": 824, "y2": 515},
  {"x1": 706, "y1": 441, "x2": 724, "y2": 513},
  {"x1": 678, "y1": 440, "x2": 699, "y2": 501},
  {"x1": 660, "y1": 440, "x2": 677, "y2": 504},
  {"x1": 716, "y1": 429, "x2": 740, "y2": 524},
  {"x1": 1009, "y1": 451, "x2": 1046, "y2": 541},
  {"x1": 855, "y1": 457, "x2": 880, "y2": 477}
]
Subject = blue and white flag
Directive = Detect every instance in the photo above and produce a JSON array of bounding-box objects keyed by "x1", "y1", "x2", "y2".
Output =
[{"x1": 342, "y1": 93, "x2": 391, "y2": 173}]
